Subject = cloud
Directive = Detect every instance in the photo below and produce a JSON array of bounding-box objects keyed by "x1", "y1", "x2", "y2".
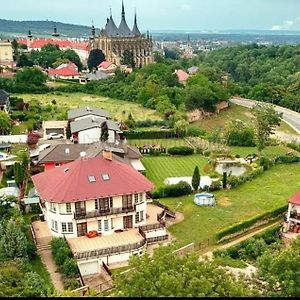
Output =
[
  {"x1": 180, "y1": 3, "x2": 191, "y2": 11},
  {"x1": 271, "y1": 17, "x2": 300, "y2": 30}
]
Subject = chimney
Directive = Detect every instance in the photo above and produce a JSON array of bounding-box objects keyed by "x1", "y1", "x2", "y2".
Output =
[
  {"x1": 103, "y1": 150, "x2": 113, "y2": 161},
  {"x1": 80, "y1": 151, "x2": 87, "y2": 160},
  {"x1": 65, "y1": 148, "x2": 70, "y2": 155}
]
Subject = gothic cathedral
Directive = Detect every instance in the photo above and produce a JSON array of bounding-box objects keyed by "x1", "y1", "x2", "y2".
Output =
[{"x1": 89, "y1": 1, "x2": 154, "y2": 67}]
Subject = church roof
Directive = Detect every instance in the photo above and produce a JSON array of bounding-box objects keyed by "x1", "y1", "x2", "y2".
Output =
[
  {"x1": 132, "y1": 12, "x2": 141, "y2": 36},
  {"x1": 118, "y1": 1, "x2": 132, "y2": 37},
  {"x1": 105, "y1": 16, "x2": 120, "y2": 37}
]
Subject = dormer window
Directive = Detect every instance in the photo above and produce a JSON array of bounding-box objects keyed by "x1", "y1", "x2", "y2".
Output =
[
  {"x1": 102, "y1": 174, "x2": 110, "y2": 181},
  {"x1": 88, "y1": 176, "x2": 96, "y2": 183}
]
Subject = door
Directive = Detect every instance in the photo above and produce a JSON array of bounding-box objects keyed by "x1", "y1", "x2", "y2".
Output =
[
  {"x1": 123, "y1": 215, "x2": 133, "y2": 229},
  {"x1": 122, "y1": 195, "x2": 132, "y2": 209},
  {"x1": 75, "y1": 201, "x2": 86, "y2": 217},
  {"x1": 77, "y1": 223, "x2": 87, "y2": 237}
]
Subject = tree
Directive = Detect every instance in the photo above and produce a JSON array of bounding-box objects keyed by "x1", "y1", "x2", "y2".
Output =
[
  {"x1": 174, "y1": 119, "x2": 189, "y2": 138},
  {"x1": 0, "y1": 111, "x2": 12, "y2": 135},
  {"x1": 100, "y1": 121, "x2": 109, "y2": 142},
  {"x1": 126, "y1": 113, "x2": 135, "y2": 129},
  {"x1": 15, "y1": 67, "x2": 47, "y2": 86},
  {"x1": 23, "y1": 272, "x2": 48, "y2": 297},
  {"x1": 115, "y1": 246, "x2": 251, "y2": 297},
  {"x1": 63, "y1": 49, "x2": 83, "y2": 71},
  {"x1": 257, "y1": 237, "x2": 300, "y2": 297},
  {"x1": 222, "y1": 172, "x2": 227, "y2": 189},
  {"x1": 87, "y1": 49, "x2": 105, "y2": 71},
  {"x1": 251, "y1": 104, "x2": 282, "y2": 157},
  {"x1": 0, "y1": 220, "x2": 28, "y2": 260},
  {"x1": 192, "y1": 166, "x2": 201, "y2": 191},
  {"x1": 121, "y1": 50, "x2": 136, "y2": 69},
  {"x1": 17, "y1": 53, "x2": 34, "y2": 67}
]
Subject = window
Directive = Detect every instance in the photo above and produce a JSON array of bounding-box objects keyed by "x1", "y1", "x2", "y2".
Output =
[
  {"x1": 109, "y1": 197, "x2": 113, "y2": 208},
  {"x1": 102, "y1": 174, "x2": 110, "y2": 181},
  {"x1": 66, "y1": 203, "x2": 71, "y2": 214},
  {"x1": 55, "y1": 163, "x2": 60, "y2": 168},
  {"x1": 62, "y1": 222, "x2": 73, "y2": 233},
  {"x1": 98, "y1": 220, "x2": 102, "y2": 232},
  {"x1": 111, "y1": 218, "x2": 114, "y2": 230},
  {"x1": 140, "y1": 211, "x2": 144, "y2": 222},
  {"x1": 134, "y1": 194, "x2": 139, "y2": 204},
  {"x1": 50, "y1": 203, "x2": 56, "y2": 213},
  {"x1": 88, "y1": 176, "x2": 96, "y2": 183},
  {"x1": 62, "y1": 222, "x2": 67, "y2": 233},
  {"x1": 135, "y1": 212, "x2": 139, "y2": 223},
  {"x1": 95, "y1": 199, "x2": 99, "y2": 210},
  {"x1": 104, "y1": 220, "x2": 109, "y2": 231},
  {"x1": 67, "y1": 223, "x2": 73, "y2": 233},
  {"x1": 140, "y1": 193, "x2": 143, "y2": 202},
  {"x1": 51, "y1": 220, "x2": 58, "y2": 232}
]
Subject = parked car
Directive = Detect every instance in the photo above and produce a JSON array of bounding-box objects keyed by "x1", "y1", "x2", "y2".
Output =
[{"x1": 47, "y1": 133, "x2": 64, "y2": 140}]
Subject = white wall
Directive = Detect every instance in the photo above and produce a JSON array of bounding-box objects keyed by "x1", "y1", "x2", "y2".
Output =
[
  {"x1": 78, "y1": 259, "x2": 99, "y2": 276},
  {"x1": 145, "y1": 228, "x2": 167, "y2": 239},
  {"x1": 78, "y1": 127, "x2": 101, "y2": 144}
]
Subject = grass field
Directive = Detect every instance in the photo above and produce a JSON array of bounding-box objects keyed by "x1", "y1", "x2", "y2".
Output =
[
  {"x1": 142, "y1": 155, "x2": 209, "y2": 187},
  {"x1": 14, "y1": 93, "x2": 162, "y2": 122},
  {"x1": 129, "y1": 138, "x2": 189, "y2": 149},
  {"x1": 159, "y1": 163, "x2": 300, "y2": 247},
  {"x1": 195, "y1": 103, "x2": 298, "y2": 135}
]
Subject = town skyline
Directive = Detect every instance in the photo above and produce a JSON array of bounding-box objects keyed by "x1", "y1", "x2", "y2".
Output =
[{"x1": 3, "y1": 0, "x2": 300, "y2": 32}]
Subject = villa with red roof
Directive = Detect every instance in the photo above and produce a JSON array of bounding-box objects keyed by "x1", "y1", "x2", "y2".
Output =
[
  {"x1": 48, "y1": 63, "x2": 80, "y2": 79},
  {"x1": 32, "y1": 152, "x2": 169, "y2": 275},
  {"x1": 282, "y1": 191, "x2": 300, "y2": 241},
  {"x1": 175, "y1": 69, "x2": 190, "y2": 85}
]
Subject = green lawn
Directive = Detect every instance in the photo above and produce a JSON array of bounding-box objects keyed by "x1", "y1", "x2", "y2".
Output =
[
  {"x1": 159, "y1": 163, "x2": 300, "y2": 247},
  {"x1": 14, "y1": 93, "x2": 162, "y2": 122},
  {"x1": 129, "y1": 138, "x2": 189, "y2": 149},
  {"x1": 142, "y1": 154, "x2": 209, "y2": 187}
]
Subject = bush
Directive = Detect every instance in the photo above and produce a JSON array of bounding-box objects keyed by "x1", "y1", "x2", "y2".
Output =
[
  {"x1": 259, "y1": 156, "x2": 273, "y2": 171},
  {"x1": 287, "y1": 142, "x2": 300, "y2": 152},
  {"x1": 152, "y1": 181, "x2": 193, "y2": 199},
  {"x1": 203, "y1": 150, "x2": 211, "y2": 157},
  {"x1": 63, "y1": 278, "x2": 80, "y2": 291},
  {"x1": 168, "y1": 146, "x2": 194, "y2": 156},
  {"x1": 275, "y1": 156, "x2": 300, "y2": 164},
  {"x1": 186, "y1": 125, "x2": 207, "y2": 137},
  {"x1": 124, "y1": 130, "x2": 176, "y2": 139},
  {"x1": 63, "y1": 258, "x2": 78, "y2": 276},
  {"x1": 209, "y1": 180, "x2": 222, "y2": 191}
]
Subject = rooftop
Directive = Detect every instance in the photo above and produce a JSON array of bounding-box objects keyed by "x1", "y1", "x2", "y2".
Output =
[
  {"x1": 289, "y1": 191, "x2": 300, "y2": 205},
  {"x1": 0, "y1": 89, "x2": 9, "y2": 105},
  {"x1": 68, "y1": 106, "x2": 110, "y2": 120},
  {"x1": 32, "y1": 156, "x2": 154, "y2": 203}
]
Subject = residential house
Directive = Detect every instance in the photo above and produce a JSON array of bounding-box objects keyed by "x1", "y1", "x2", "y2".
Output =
[
  {"x1": 98, "y1": 61, "x2": 117, "y2": 74},
  {"x1": 37, "y1": 141, "x2": 145, "y2": 172},
  {"x1": 282, "y1": 191, "x2": 300, "y2": 242},
  {"x1": 68, "y1": 106, "x2": 110, "y2": 122},
  {"x1": 48, "y1": 63, "x2": 80, "y2": 80},
  {"x1": 42, "y1": 120, "x2": 68, "y2": 138},
  {"x1": 187, "y1": 66, "x2": 199, "y2": 75},
  {"x1": 0, "y1": 89, "x2": 10, "y2": 113},
  {"x1": 32, "y1": 153, "x2": 168, "y2": 275},
  {"x1": 0, "y1": 41, "x2": 14, "y2": 70},
  {"x1": 175, "y1": 69, "x2": 190, "y2": 85},
  {"x1": 79, "y1": 70, "x2": 109, "y2": 85}
]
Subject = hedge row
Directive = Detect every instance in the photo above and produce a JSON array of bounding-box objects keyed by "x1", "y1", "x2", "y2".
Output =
[
  {"x1": 168, "y1": 146, "x2": 194, "y2": 156},
  {"x1": 275, "y1": 156, "x2": 300, "y2": 164},
  {"x1": 124, "y1": 130, "x2": 177, "y2": 140},
  {"x1": 152, "y1": 181, "x2": 193, "y2": 199},
  {"x1": 50, "y1": 238, "x2": 80, "y2": 290},
  {"x1": 215, "y1": 204, "x2": 288, "y2": 243},
  {"x1": 227, "y1": 167, "x2": 264, "y2": 189}
]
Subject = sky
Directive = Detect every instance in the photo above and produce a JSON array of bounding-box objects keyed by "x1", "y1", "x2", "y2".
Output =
[{"x1": 2, "y1": 0, "x2": 300, "y2": 32}]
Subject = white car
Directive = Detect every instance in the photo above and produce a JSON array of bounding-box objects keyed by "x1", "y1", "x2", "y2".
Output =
[{"x1": 47, "y1": 133, "x2": 64, "y2": 140}]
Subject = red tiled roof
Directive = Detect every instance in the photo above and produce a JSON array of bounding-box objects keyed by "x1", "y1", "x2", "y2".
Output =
[
  {"x1": 48, "y1": 63, "x2": 80, "y2": 77},
  {"x1": 18, "y1": 38, "x2": 89, "y2": 51},
  {"x1": 175, "y1": 69, "x2": 189, "y2": 82},
  {"x1": 289, "y1": 191, "x2": 300, "y2": 205},
  {"x1": 32, "y1": 156, "x2": 154, "y2": 203},
  {"x1": 99, "y1": 61, "x2": 113, "y2": 69}
]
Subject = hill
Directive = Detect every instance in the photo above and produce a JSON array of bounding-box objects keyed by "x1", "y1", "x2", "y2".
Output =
[{"x1": 0, "y1": 19, "x2": 99, "y2": 39}]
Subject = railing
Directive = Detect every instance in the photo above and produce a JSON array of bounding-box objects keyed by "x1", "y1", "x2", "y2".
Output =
[
  {"x1": 139, "y1": 223, "x2": 165, "y2": 232},
  {"x1": 74, "y1": 206, "x2": 136, "y2": 220},
  {"x1": 154, "y1": 201, "x2": 176, "y2": 219},
  {"x1": 290, "y1": 213, "x2": 300, "y2": 221},
  {"x1": 138, "y1": 227, "x2": 146, "y2": 239},
  {"x1": 102, "y1": 261, "x2": 112, "y2": 277},
  {"x1": 146, "y1": 235, "x2": 169, "y2": 244},
  {"x1": 30, "y1": 225, "x2": 37, "y2": 246},
  {"x1": 75, "y1": 238, "x2": 147, "y2": 260}
]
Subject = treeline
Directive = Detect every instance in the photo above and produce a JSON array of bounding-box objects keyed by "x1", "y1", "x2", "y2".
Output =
[{"x1": 173, "y1": 44, "x2": 300, "y2": 112}]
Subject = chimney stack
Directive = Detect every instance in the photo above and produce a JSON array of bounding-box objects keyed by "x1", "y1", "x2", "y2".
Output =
[{"x1": 103, "y1": 150, "x2": 113, "y2": 161}]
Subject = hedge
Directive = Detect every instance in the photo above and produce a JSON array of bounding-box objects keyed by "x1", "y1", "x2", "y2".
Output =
[
  {"x1": 152, "y1": 181, "x2": 193, "y2": 199},
  {"x1": 215, "y1": 204, "x2": 288, "y2": 243},
  {"x1": 168, "y1": 146, "x2": 194, "y2": 156},
  {"x1": 124, "y1": 130, "x2": 177, "y2": 140},
  {"x1": 275, "y1": 156, "x2": 300, "y2": 164}
]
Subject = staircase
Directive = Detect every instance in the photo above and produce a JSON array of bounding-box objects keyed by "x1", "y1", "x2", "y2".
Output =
[{"x1": 36, "y1": 236, "x2": 52, "y2": 252}]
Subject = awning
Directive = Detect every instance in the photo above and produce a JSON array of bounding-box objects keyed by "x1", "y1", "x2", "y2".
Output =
[{"x1": 130, "y1": 159, "x2": 146, "y2": 172}]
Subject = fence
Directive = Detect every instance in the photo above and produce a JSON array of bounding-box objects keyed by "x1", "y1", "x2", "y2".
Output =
[
  {"x1": 139, "y1": 223, "x2": 165, "y2": 232},
  {"x1": 146, "y1": 235, "x2": 169, "y2": 245},
  {"x1": 138, "y1": 147, "x2": 167, "y2": 155},
  {"x1": 30, "y1": 225, "x2": 37, "y2": 246},
  {"x1": 102, "y1": 261, "x2": 112, "y2": 277}
]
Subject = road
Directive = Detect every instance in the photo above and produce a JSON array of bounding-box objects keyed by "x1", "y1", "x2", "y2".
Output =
[{"x1": 230, "y1": 97, "x2": 300, "y2": 141}]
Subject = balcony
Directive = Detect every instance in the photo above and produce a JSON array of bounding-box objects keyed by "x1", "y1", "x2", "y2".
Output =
[
  {"x1": 290, "y1": 212, "x2": 300, "y2": 222},
  {"x1": 74, "y1": 206, "x2": 136, "y2": 220}
]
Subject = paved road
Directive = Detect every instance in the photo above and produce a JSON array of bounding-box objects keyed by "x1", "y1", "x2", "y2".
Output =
[{"x1": 230, "y1": 97, "x2": 300, "y2": 137}]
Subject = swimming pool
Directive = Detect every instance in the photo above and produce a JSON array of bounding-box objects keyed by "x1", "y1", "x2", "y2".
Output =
[{"x1": 194, "y1": 193, "x2": 216, "y2": 206}]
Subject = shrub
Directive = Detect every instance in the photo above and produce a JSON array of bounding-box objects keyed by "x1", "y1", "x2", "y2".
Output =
[
  {"x1": 152, "y1": 181, "x2": 192, "y2": 198},
  {"x1": 63, "y1": 258, "x2": 78, "y2": 276},
  {"x1": 186, "y1": 125, "x2": 207, "y2": 137},
  {"x1": 54, "y1": 247, "x2": 72, "y2": 266},
  {"x1": 168, "y1": 146, "x2": 194, "y2": 156},
  {"x1": 63, "y1": 278, "x2": 80, "y2": 291},
  {"x1": 209, "y1": 180, "x2": 222, "y2": 191},
  {"x1": 203, "y1": 150, "x2": 211, "y2": 157},
  {"x1": 275, "y1": 156, "x2": 300, "y2": 164},
  {"x1": 259, "y1": 156, "x2": 273, "y2": 171}
]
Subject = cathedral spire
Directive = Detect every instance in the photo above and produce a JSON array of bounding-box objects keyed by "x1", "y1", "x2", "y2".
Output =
[
  {"x1": 118, "y1": 0, "x2": 132, "y2": 36},
  {"x1": 122, "y1": 0, "x2": 125, "y2": 18},
  {"x1": 132, "y1": 8, "x2": 141, "y2": 36}
]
